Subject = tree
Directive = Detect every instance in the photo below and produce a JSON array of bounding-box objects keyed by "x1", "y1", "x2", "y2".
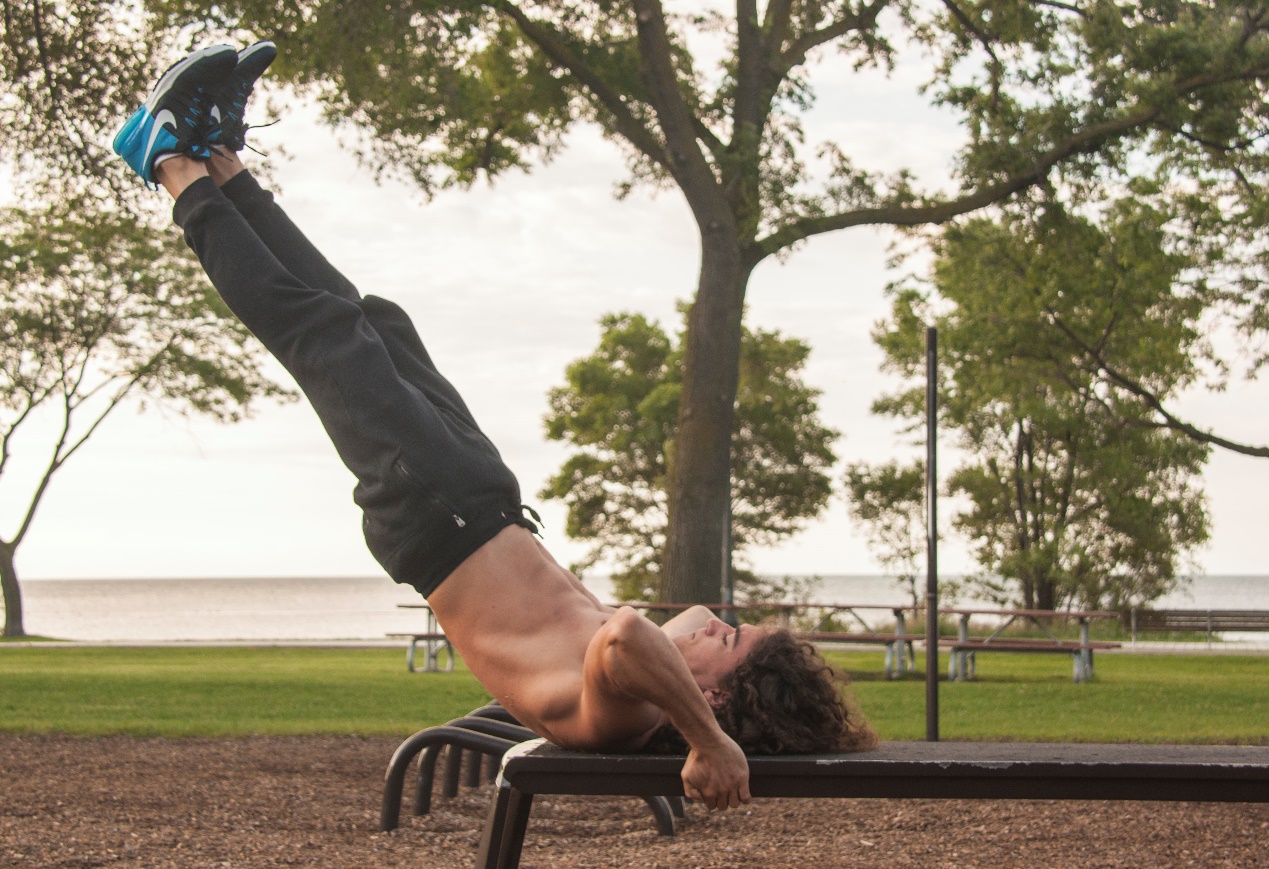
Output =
[
  {"x1": 0, "y1": 0, "x2": 166, "y2": 204},
  {"x1": 148, "y1": 0, "x2": 1269, "y2": 601},
  {"x1": 868, "y1": 201, "x2": 1210, "y2": 611},
  {"x1": 541, "y1": 310, "x2": 836, "y2": 602},
  {"x1": 843, "y1": 459, "x2": 926, "y2": 607},
  {"x1": 0, "y1": 201, "x2": 293, "y2": 637}
]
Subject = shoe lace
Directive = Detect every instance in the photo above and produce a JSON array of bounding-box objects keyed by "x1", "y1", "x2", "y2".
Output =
[{"x1": 209, "y1": 118, "x2": 279, "y2": 158}]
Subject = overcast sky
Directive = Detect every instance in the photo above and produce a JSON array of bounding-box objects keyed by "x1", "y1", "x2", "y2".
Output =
[{"x1": 5, "y1": 42, "x2": 1268, "y2": 583}]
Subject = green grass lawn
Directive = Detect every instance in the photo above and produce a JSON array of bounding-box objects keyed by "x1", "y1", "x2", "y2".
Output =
[
  {"x1": 0, "y1": 645, "x2": 1265, "y2": 743},
  {"x1": 831, "y1": 650, "x2": 1269, "y2": 744},
  {"x1": 0, "y1": 647, "x2": 491, "y2": 737}
]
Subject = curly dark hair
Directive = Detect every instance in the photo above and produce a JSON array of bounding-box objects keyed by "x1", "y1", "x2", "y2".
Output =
[{"x1": 644, "y1": 629, "x2": 877, "y2": 755}]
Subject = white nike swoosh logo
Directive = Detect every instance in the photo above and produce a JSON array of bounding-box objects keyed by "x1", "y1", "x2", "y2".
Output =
[{"x1": 145, "y1": 109, "x2": 178, "y2": 161}]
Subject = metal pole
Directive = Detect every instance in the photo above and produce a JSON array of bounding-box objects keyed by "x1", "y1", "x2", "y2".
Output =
[
  {"x1": 925, "y1": 326, "x2": 940, "y2": 742},
  {"x1": 722, "y1": 494, "x2": 737, "y2": 626}
]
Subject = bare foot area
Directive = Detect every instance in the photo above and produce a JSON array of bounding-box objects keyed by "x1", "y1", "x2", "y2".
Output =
[{"x1": 1, "y1": 734, "x2": 1265, "y2": 868}]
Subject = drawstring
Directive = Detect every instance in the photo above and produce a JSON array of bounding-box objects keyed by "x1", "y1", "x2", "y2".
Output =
[{"x1": 513, "y1": 503, "x2": 543, "y2": 537}]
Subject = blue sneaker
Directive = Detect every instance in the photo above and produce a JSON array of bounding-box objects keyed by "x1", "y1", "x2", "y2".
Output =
[
  {"x1": 112, "y1": 44, "x2": 238, "y2": 186},
  {"x1": 208, "y1": 40, "x2": 277, "y2": 152}
]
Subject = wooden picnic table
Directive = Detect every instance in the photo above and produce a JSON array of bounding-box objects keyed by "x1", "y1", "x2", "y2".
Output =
[
  {"x1": 392, "y1": 603, "x2": 456, "y2": 673},
  {"x1": 938, "y1": 607, "x2": 1121, "y2": 683}
]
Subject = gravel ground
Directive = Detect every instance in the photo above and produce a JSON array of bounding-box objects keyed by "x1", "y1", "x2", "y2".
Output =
[{"x1": 1, "y1": 734, "x2": 1266, "y2": 868}]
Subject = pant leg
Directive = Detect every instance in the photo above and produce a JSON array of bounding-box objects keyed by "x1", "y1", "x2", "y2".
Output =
[
  {"x1": 216, "y1": 171, "x2": 484, "y2": 428},
  {"x1": 172, "y1": 176, "x2": 529, "y2": 593},
  {"x1": 217, "y1": 169, "x2": 361, "y2": 302},
  {"x1": 172, "y1": 176, "x2": 440, "y2": 514}
]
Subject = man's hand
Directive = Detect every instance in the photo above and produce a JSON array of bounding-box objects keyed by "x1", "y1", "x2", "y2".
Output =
[{"x1": 681, "y1": 733, "x2": 751, "y2": 810}]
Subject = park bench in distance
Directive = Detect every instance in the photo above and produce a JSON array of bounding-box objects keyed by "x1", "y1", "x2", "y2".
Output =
[
  {"x1": 1125, "y1": 608, "x2": 1269, "y2": 646},
  {"x1": 475, "y1": 740, "x2": 1269, "y2": 869}
]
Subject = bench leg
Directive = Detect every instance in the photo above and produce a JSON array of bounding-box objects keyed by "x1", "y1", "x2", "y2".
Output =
[
  {"x1": 475, "y1": 784, "x2": 513, "y2": 869},
  {"x1": 465, "y1": 748, "x2": 484, "y2": 788},
  {"x1": 413, "y1": 744, "x2": 444, "y2": 816},
  {"x1": 443, "y1": 745, "x2": 463, "y2": 798},
  {"x1": 406, "y1": 639, "x2": 418, "y2": 673},
  {"x1": 497, "y1": 788, "x2": 534, "y2": 869},
  {"x1": 640, "y1": 796, "x2": 677, "y2": 836}
]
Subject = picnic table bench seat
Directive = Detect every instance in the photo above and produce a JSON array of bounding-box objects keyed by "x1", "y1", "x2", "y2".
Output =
[
  {"x1": 797, "y1": 631, "x2": 923, "y2": 679},
  {"x1": 476, "y1": 740, "x2": 1269, "y2": 869},
  {"x1": 942, "y1": 637, "x2": 1123, "y2": 682}
]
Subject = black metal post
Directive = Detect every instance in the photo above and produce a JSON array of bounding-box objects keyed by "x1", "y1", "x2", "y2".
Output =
[
  {"x1": 925, "y1": 326, "x2": 939, "y2": 742},
  {"x1": 722, "y1": 494, "x2": 737, "y2": 626}
]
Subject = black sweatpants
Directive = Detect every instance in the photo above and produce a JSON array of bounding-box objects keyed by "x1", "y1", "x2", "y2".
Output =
[{"x1": 173, "y1": 173, "x2": 534, "y2": 596}]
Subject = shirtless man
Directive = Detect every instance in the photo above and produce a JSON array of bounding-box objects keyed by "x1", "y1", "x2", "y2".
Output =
[{"x1": 113, "y1": 43, "x2": 874, "y2": 812}]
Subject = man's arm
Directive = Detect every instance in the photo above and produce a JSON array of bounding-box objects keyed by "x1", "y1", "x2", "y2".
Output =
[{"x1": 580, "y1": 607, "x2": 751, "y2": 810}]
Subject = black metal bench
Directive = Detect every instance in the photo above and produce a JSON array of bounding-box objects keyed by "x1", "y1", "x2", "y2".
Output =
[
  {"x1": 1126, "y1": 609, "x2": 1269, "y2": 645},
  {"x1": 380, "y1": 707, "x2": 683, "y2": 836},
  {"x1": 944, "y1": 637, "x2": 1123, "y2": 683},
  {"x1": 476, "y1": 740, "x2": 1269, "y2": 869}
]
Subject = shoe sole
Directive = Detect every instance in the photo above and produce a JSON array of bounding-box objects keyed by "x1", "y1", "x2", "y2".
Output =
[
  {"x1": 144, "y1": 44, "x2": 238, "y2": 112},
  {"x1": 236, "y1": 40, "x2": 277, "y2": 73}
]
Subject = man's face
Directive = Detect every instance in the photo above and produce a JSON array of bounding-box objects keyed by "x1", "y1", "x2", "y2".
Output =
[{"x1": 674, "y1": 617, "x2": 766, "y2": 695}]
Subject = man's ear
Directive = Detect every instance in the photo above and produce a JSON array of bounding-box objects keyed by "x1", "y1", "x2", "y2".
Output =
[{"x1": 702, "y1": 687, "x2": 729, "y2": 710}]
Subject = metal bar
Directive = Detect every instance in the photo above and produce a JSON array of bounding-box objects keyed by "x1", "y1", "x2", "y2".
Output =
[
  {"x1": 983, "y1": 615, "x2": 1018, "y2": 643},
  {"x1": 925, "y1": 326, "x2": 939, "y2": 742}
]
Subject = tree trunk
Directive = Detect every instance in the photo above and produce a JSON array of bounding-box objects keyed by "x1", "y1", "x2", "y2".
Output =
[
  {"x1": 1, "y1": 540, "x2": 25, "y2": 638},
  {"x1": 661, "y1": 231, "x2": 749, "y2": 604}
]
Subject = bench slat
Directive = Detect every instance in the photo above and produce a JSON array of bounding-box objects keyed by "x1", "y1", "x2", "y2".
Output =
[
  {"x1": 799, "y1": 632, "x2": 924, "y2": 644},
  {"x1": 503, "y1": 741, "x2": 1269, "y2": 803},
  {"x1": 1128, "y1": 609, "x2": 1269, "y2": 632}
]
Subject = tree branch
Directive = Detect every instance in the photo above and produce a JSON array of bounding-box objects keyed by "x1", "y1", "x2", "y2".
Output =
[
  {"x1": 1044, "y1": 308, "x2": 1269, "y2": 458},
  {"x1": 779, "y1": 0, "x2": 890, "y2": 70},
  {"x1": 941, "y1": 0, "x2": 1001, "y2": 71},
  {"x1": 630, "y1": 0, "x2": 725, "y2": 204},
  {"x1": 1029, "y1": 0, "x2": 1088, "y2": 19},
  {"x1": 497, "y1": 1, "x2": 670, "y2": 169},
  {"x1": 753, "y1": 62, "x2": 1269, "y2": 262}
]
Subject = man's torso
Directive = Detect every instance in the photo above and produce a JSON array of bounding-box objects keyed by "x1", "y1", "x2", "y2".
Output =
[{"x1": 426, "y1": 525, "x2": 664, "y2": 749}]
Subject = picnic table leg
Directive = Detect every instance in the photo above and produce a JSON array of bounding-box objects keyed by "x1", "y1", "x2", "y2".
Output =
[
  {"x1": 406, "y1": 638, "x2": 419, "y2": 673},
  {"x1": 1079, "y1": 619, "x2": 1092, "y2": 682},
  {"x1": 894, "y1": 610, "x2": 908, "y2": 677}
]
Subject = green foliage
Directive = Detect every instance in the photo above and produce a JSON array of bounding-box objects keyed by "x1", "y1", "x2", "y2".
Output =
[
  {"x1": 870, "y1": 201, "x2": 1212, "y2": 611},
  {"x1": 0, "y1": 4, "x2": 299, "y2": 636},
  {"x1": 0, "y1": 0, "x2": 172, "y2": 203},
  {"x1": 843, "y1": 460, "x2": 927, "y2": 607},
  {"x1": 541, "y1": 310, "x2": 836, "y2": 601},
  {"x1": 0, "y1": 199, "x2": 295, "y2": 637}
]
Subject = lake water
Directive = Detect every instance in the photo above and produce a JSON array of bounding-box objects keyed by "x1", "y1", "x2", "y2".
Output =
[{"x1": 9, "y1": 574, "x2": 1269, "y2": 643}]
